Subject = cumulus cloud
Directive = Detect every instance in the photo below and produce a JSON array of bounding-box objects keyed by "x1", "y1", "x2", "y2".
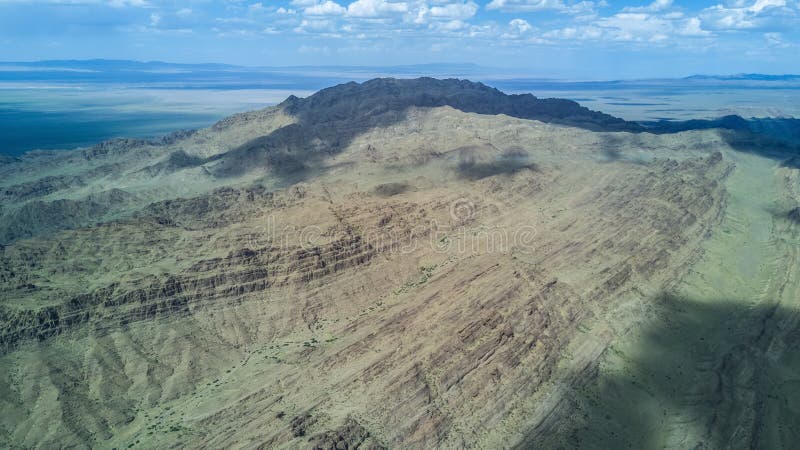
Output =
[
  {"x1": 622, "y1": 0, "x2": 672, "y2": 12},
  {"x1": 541, "y1": 8, "x2": 711, "y2": 43},
  {"x1": 701, "y1": 0, "x2": 795, "y2": 30},
  {"x1": 679, "y1": 17, "x2": 709, "y2": 36},
  {"x1": 290, "y1": 0, "x2": 321, "y2": 6},
  {"x1": 429, "y1": 1, "x2": 478, "y2": 19},
  {"x1": 304, "y1": 0, "x2": 346, "y2": 16},
  {"x1": 205, "y1": 0, "x2": 792, "y2": 54},
  {"x1": 431, "y1": 19, "x2": 469, "y2": 31},
  {"x1": 293, "y1": 17, "x2": 340, "y2": 33},
  {"x1": 750, "y1": 0, "x2": 787, "y2": 13},
  {"x1": 596, "y1": 12, "x2": 671, "y2": 41},
  {"x1": 282, "y1": 0, "x2": 720, "y2": 44},
  {"x1": 347, "y1": 0, "x2": 408, "y2": 17},
  {"x1": 543, "y1": 25, "x2": 601, "y2": 39},
  {"x1": 499, "y1": 17, "x2": 534, "y2": 39},
  {"x1": 486, "y1": 0, "x2": 597, "y2": 14},
  {"x1": 108, "y1": 0, "x2": 149, "y2": 7},
  {"x1": 509, "y1": 18, "x2": 533, "y2": 33}
]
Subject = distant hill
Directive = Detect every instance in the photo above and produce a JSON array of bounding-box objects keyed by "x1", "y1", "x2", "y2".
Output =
[
  {"x1": 0, "y1": 59, "x2": 494, "y2": 77},
  {"x1": 0, "y1": 60, "x2": 499, "y2": 91},
  {"x1": 684, "y1": 73, "x2": 800, "y2": 81},
  {"x1": 3, "y1": 59, "x2": 799, "y2": 84}
]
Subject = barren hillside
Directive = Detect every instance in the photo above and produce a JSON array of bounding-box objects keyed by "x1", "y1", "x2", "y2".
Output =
[{"x1": 1, "y1": 79, "x2": 798, "y2": 449}]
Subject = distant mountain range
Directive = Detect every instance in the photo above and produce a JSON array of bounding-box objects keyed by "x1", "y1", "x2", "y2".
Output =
[
  {"x1": 684, "y1": 73, "x2": 800, "y2": 81},
  {"x1": 1, "y1": 59, "x2": 799, "y2": 84},
  {"x1": 0, "y1": 59, "x2": 494, "y2": 78},
  {"x1": 0, "y1": 60, "x2": 501, "y2": 91}
]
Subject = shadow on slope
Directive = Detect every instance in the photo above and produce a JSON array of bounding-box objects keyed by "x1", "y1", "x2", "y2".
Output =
[
  {"x1": 204, "y1": 78, "x2": 641, "y2": 184},
  {"x1": 788, "y1": 207, "x2": 800, "y2": 224},
  {"x1": 643, "y1": 116, "x2": 800, "y2": 168},
  {"x1": 454, "y1": 146, "x2": 539, "y2": 180},
  {"x1": 518, "y1": 292, "x2": 800, "y2": 449}
]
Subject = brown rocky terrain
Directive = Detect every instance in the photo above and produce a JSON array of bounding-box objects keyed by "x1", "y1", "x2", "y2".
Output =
[{"x1": 1, "y1": 78, "x2": 798, "y2": 448}]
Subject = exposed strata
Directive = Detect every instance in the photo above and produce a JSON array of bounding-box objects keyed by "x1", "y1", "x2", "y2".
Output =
[{"x1": 0, "y1": 79, "x2": 796, "y2": 449}]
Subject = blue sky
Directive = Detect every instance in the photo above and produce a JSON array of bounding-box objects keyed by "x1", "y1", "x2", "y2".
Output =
[{"x1": 0, "y1": 0, "x2": 798, "y2": 78}]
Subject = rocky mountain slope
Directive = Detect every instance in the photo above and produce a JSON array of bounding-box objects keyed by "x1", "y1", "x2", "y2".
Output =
[{"x1": 1, "y1": 78, "x2": 799, "y2": 449}]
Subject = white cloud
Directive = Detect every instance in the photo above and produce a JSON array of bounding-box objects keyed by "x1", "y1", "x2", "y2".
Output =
[
  {"x1": 750, "y1": 0, "x2": 786, "y2": 13},
  {"x1": 509, "y1": 18, "x2": 533, "y2": 33},
  {"x1": 596, "y1": 12, "x2": 669, "y2": 41},
  {"x1": 409, "y1": 1, "x2": 481, "y2": 25},
  {"x1": 149, "y1": 12, "x2": 161, "y2": 26},
  {"x1": 347, "y1": 0, "x2": 408, "y2": 18},
  {"x1": 623, "y1": 0, "x2": 672, "y2": 13},
  {"x1": 486, "y1": 0, "x2": 597, "y2": 14},
  {"x1": 108, "y1": 0, "x2": 149, "y2": 7},
  {"x1": 298, "y1": 44, "x2": 331, "y2": 53},
  {"x1": 208, "y1": 0, "x2": 792, "y2": 50},
  {"x1": 679, "y1": 17, "x2": 710, "y2": 36},
  {"x1": 176, "y1": 7, "x2": 192, "y2": 17},
  {"x1": 764, "y1": 31, "x2": 785, "y2": 45},
  {"x1": 304, "y1": 0, "x2": 346, "y2": 16},
  {"x1": 543, "y1": 25, "x2": 601, "y2": 39},
  {"x1": 500, "y1": 18, "x2": 538, "y2": 39},
  {"x1": 294, "y1": 18, "x2": 337, "y2": 31},
  {"x1": 429, "y1": 1, "x2": 479, "y2": 20},
  {"x1": 701, "y1": 0, "x2": 795, "y2": 30},
  {"x1": 248, "y1": 3, "x2": 265, "y2": 12},
  {"x1": 540, "y1": 9, "x2": 712, "y2": 43},
  {"x1": 432, "y1": 19, "x2": 469, "y2": 31}
]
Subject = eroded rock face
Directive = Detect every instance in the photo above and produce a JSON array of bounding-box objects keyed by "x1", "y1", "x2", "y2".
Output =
[{"x1": 0, "y1": 79, "x2": 767, "y2": 449}]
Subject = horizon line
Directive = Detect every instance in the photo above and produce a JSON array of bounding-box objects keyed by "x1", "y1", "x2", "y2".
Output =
[{"x1": 1, "y1": 59, "x2": 800, "y2": 82}]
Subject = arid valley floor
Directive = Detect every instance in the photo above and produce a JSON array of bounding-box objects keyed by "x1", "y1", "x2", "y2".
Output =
[{"x1": 1, "y1": 78, "x2": 799, "y2": 449}]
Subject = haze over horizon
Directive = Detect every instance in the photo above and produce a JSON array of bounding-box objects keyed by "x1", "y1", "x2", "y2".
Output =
[
  {"x1": 3, "y1": 58, "x2": 800, "y2": 81},
  {"x1": 1, "y1": 0, "x2": 799, "y2": 79}
]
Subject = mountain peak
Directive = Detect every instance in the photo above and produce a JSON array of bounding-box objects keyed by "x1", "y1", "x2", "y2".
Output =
[{"x1": 282, "y1": 77, "x2": 641, "y2": 133}]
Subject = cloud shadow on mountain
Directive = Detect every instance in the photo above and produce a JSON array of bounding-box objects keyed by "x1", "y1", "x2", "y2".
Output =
[
  {"x1": 642, "y1": 116, "x2": 800, "y2": 168},
  {"x1": 516, "y1": 292, "x2": 800, "y2": 449}
]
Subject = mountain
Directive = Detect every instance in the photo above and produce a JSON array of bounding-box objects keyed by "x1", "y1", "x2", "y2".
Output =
[
  {"x1": 684, "y1": 73, "x2": 800, "y2": 81},
  {"x1": 203, "y1": 78, "x2": 642, "y2": 180},
  {"x1": 281, "y1": 77, "x2": 640, "y2": 131},
  {"x1": 1, "y1": 78, "x2": 800, "y2": 449}
]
